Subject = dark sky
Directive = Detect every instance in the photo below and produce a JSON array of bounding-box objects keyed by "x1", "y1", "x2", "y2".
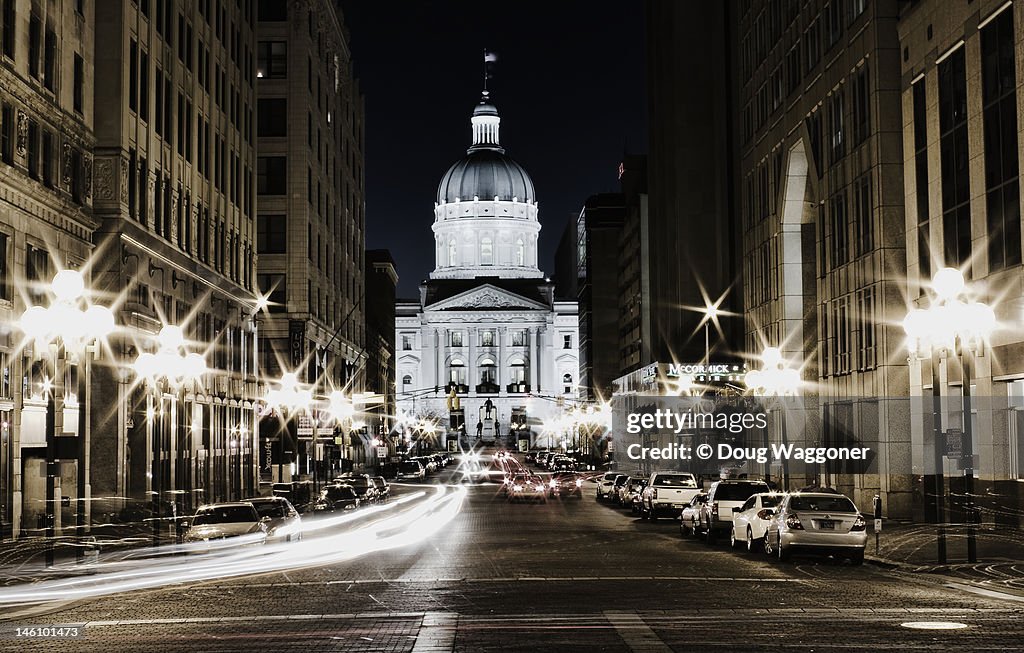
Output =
[{"x1": 340, "y1": 0, "x2": 648, "y2": 296}]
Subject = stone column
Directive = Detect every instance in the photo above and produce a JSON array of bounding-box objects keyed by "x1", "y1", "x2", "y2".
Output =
[
  {"x1": 529, "y1": 327, "x2": 538, "y2": 390},
  {"x1": 468, "y1": 326, "x2": 477, "y2": 394},
  {"x1": 538, "y1": 326, "x2": 548, "y2": 393},
  {"x1": 498, "y1": 326, "x2": 506, "y2": 394}
]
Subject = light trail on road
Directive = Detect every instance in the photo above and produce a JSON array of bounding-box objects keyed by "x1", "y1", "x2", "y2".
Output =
[{"x1": 0, "y1": 484, "x2": 466, "y2": 608}]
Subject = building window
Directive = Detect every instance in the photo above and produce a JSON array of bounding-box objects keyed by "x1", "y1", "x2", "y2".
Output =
[
  {"x1": 480, "y1": 236, "x2": 493, "y2": 265},
  {"x1": 402, "y1": 374, "x2": 412, "y2": 389},
  {"x1": 804, "y1": 16, "x2": 821, "y2": 73},
  {"x1": 826, "y1": 1, "x2": 843, "y2": 48},
  {"x1": 257, "y1": 273, "x2": 286, "y2": 313},
  {"x1": 510, "y1": 360, "x2": 526, "y2": 384},
  {"x1": 257, "y1": 214, "x2": 286, "y2": 254},
  {"x1": 512, "y1": 330, "x2": 525, "y2": 347},
  {"x1": 26, "y1": 120, "x2": 38, "y2": 180},
  {"x1": 851, "y1": 65, "x2": 869, "y2": 146},
  {"x1": 129, "y1": 39, "x2": 138, "y2": 112},
  {"x1": 0, "y1": 232, "x2": 9, "y2": 302},
  {"x1": 829, "y1": 189, "x2": 848, "y2": 268},
  {"x1": 139, "y1": 49, "x2": 149, "y2": 121},
  {"x1": 480, "y1": 359, "x2": 497, "y2": 384},
  {"x1": 828, "y1": 91, "x2": 844, "y2": 164},
  {"x1": 43, "y1": 25, "x2": 56, "y2": 91},
  {"x1": 2, "y1": 0, "x2": 14, "y2": 60},
  {"x1": 912, "y1": 79, "x2": 931, "y2": 285},
  {"x1": 73, "y1": 54, "x2": 84, "y2": 115},
  {"x1": 939, "y1": 47, "x2": 971, "y2": 269},
  {"x1": 41, "y1": 129, "x2": 52, "y2": 188},
  {"x1": 402, "y1": 335, "x2": 412, "y2": 351},
  {"x1": 515, "y1": 238, "x2": 524, "y2": 266},
  {"x1": 853, "y1": 173, "x2": 872, "y2": 257},
  {"x1": 563, "y1": 373, "x2": 573, "y2": 395},
  {"x1": 481, "y1": 330, "x2": 494, "y2": 347},
  {"x1": 257, "y1": 156, "x2": 286, "y2": 195},
  {"x1": 0, "y1": 103, "x2": 10, "y2": 164},
  {"x1": 28, "y1": 13, "x2": 40, "y2": 79},
  {"x1": 981, "y1": 8, "x2": 1021, "y2": 271},
  {"x1": 448, "y1": 359, "x2": 466, "y2": 385},
  {"x1": 448, "y1": 239, "x2": 457, "y2": 266},
  {"x1": 26, "y1": 244, "x2": 49, "y2": 304},
  {"x1": 257, "y1": 98, "x2": 286, "y2": 136},
  {"x1": 256, "y1": 41, "x2": 286, "y2": 78},
  {"x1": 857, "y1": 287, "x2": 876, "y2": 370},
  {"x1": 450, "y1": 331, "x2": 463, "y2": 348},
  {"x1": 257, "y1": 0, "x2": 287, "y2": 21},
  {"x1": 563, "y1": 334, "x2": 572, "y2": 349}
]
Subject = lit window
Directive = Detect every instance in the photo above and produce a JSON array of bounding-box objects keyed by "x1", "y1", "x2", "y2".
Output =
[
  {"x1": 481, "y1": 330, "x2": 494, "y2": 347},
  {"x1": 481, "y1": 236, "x2": 493, "y2": 265}
]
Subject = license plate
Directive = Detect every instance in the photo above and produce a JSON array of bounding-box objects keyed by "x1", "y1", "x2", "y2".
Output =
[{"x1": 819, "y1": 520, "x2": 835, "y2": 529}]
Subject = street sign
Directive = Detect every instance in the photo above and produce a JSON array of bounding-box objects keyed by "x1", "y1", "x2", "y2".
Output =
[
  {"x1": 874, "y1": 518, "x2": 882, "y2": 532},
  {"x1": 334, "y1": 436, "x2": 345, "y2": 446},
  {"x1": 316, "y1": 427, "x2": 333, "y2": 436},
  {"x1": 375, "y1": 446, "x2": 388, "y2": 458},
  {"x1": 296, "y1": 415, "x2": 314, "y2": 436},
  {"x1": 944, "y1": 428, "x2": 963, "y2": 458}
]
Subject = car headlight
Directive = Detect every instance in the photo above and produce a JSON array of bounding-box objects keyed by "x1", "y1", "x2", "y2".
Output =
[
  {"x1": 549, "y1": 480, "x2": 557, "y2": 488},
  {"x1": 575, "y1": 479, "x2": 583, "y2": 487},
  {"x1": 513, "y1": 485, "x2": 522, "y2": 492}
]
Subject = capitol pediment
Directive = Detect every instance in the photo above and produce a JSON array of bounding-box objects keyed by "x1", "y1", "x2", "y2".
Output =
[{"x1": 426, "y1": 284, "x2": 548, "y2": 311}]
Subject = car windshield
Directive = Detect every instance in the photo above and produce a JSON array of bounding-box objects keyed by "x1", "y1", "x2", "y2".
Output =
[
  {"x1": 325, "y1": 486, "x2": 356, "y2": 500},
  {"x1": 192, "y1": 505, "x2": 257, "y2": 525},
  {"x1": 251, "y1": 502, "x2": 287, "y2": 518},
  {"x1": 614, "y1": 477, "x2": 629, "y2": 486},
  {"x1": 343, "y1": 477, "x2": 369, "y2": 489},
  {"x1": 760, "y1": 495, "x2": 781, "y2": 508},
  {"x1": 602, "y1": 473, "x2": 618, "y2": 481},
  {"x1": 789, "y1": 496, "x2": 857, "y2": 513},
  {"x1": 653, "y1": 475, "x2": 697, "y2": 487},
  {"x1": 400, "y1": 462, "x2": 421, "y2": 473},
  {"x1": 714, "y1": 483, "x2": 770, "y2": 501}
]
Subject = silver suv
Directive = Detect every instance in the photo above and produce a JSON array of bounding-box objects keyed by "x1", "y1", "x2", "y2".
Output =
[{"x1": 698, "y1": 479, "x2": 771, "y2": 543}]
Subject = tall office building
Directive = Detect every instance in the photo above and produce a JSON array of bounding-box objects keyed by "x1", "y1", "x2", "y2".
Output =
[
  {"x1": 900, "y1": 0, "x2": 1024, "y2": 522},
  {"x1": 0, "y1": 0, "x2": 96, "y2": 538},
  {"x1": 732, "y1": 0, "x2": 911, "y2": 514},
  {"x1": 255, "y1": 0, "x2": 365, "y2": 478},
  {"x1": 576, "y1": 193, "x2": 625, "y2": 402},
  {"x1": 90, "y1": 0, "x2": 261, "y2": 517}
]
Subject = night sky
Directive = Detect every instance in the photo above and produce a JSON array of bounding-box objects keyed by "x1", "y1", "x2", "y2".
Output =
[{"x1": 340, "y1": 0, "x2": 648, "y2": 297}]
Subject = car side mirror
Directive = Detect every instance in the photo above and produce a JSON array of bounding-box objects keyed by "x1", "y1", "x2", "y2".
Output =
[
  {"x1": 732, "y1": 507, "x2": 742, "y2": 513},
  {"x1": 180, "y1": 520, "x2": 190, "y2": 529}
]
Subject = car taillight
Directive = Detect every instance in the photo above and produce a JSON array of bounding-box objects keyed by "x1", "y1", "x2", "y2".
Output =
[
  {"x1": 549, "y1": 479, "x2": 557, "y2": 488},
  {"x1": 513, "y1": 485, "x2": 522, "y2": 492},
  {"x1": 652, "y1": 489, "x2": 658, "y2": 499},
  {"x1": 711, "y1": 502, "x2": 719, "y2": 518},
  {"x1": 756, "y1": 509, "x2": 774, "y2": 520},
  {"x1": 785, "y1": 513, "x2": 804, "y2": 530},
  {"x1": 851, "y1": 515, "x2": 866, "y2": 531},
  {"x1": 575, "y1": 479, "x2": 583, "y2": 487}
]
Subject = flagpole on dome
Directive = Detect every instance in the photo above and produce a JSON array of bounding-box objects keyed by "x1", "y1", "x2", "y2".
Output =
[{"x1": 483, "y1": 49, "x2": 498, "y2": 99}]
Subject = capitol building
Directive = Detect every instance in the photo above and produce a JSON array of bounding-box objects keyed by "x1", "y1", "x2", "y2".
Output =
[{"x1": 395, "y1": 90, "x2": 579, "y2": 449}]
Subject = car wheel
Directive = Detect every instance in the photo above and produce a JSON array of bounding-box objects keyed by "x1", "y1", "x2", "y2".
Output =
[
  {"x1": 649, "y1": 509, "x2": 659, "y2": 522},
  {"x1": 690, "y1": 518, "x2": 698, "y2": 537},
  {"x1": 850, "y1": 550, "x2": 865, "y2": 566},
  {"x1": 777, "y1": 534, "x2": 790, "y2": 561},
  {"x1": 763, "y1": 530, "x2": 775, "y2": 556},
  {"x1": 680, "y1": 520, "x2": 690, "y2": 537},
  {"x1": 730, "y1": 528, "x2": 739, "y2": 549},
  {"x1": 746, "y1": 527, "x2": 756, "y2": 553}
]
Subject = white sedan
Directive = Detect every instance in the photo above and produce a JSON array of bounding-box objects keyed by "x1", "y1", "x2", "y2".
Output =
[{"x1": 730, "y1": 492, "x2": 783, "y2": 552}]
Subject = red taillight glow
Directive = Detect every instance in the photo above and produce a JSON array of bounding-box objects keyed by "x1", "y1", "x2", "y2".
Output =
[
  {"x1": 785, "y1": 513, "x2": 804, "y2": 530},
  {"x1": 851, "y1": 515, "x2": 866, "y2": 531}
]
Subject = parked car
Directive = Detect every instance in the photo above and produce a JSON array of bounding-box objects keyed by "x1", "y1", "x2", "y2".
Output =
[
  {"x1": 333, "y1": 474, "x2": 379, "y2": 503},
  {"x1": 628, "y1": 479, "x2": 649, "y2": 513},
  {"x1": 730, "y1": 493, "x2": 782, "y2": 551},
  {"x1": 508, "y1": 475, "x2": 547, "y2": 503},
  {"x1": 596, "y1": 472, "x2": 624, "y2": 501},
  {"x1": 183, "y1": 502, "x2": 267, "y2": 545},
  {"x1": 697, "y1": 480, "x2": 772, "y2": 542},
  {"x1": 371, "y1": 476, "x2": 390, "y2": 501},
  {"x1": 525, "y1": 451, "x2": 539, "y2": 464},
  {"x1": 679, "y1": 493, "x2": 709, "y2": 536},
  {"x1": 398, "y1": 460, "x2": 426, "y2": 481},
  {"x1": 536, "y1": 451, "x2": 553, "y2": 468},
  {"x1": 639, "y1": 472, "x2": 700, "y2": 520},
  {"x1": 246, "y1": 496, "x2": 302, "y2": 542},
  {"x1": 551, "y1": 457, "x2": 578, "y2": 472},
  {"x1": 763, "y1": 492, "x2": 867, "y2": 564},
  {"x1": 610, "y1": 475, "x2": 632, "y2": 505},
  {"x1": 313, "y1": 484, "x2": 361, "y2": 513},
  {"x1": 548, "y1": 472, "x2": 584, "y2": 499}
]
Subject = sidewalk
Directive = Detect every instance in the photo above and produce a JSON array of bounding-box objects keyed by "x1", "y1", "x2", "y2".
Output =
[{"x1": 866, "y1": 520, "x2": 1024, "y2": 598}]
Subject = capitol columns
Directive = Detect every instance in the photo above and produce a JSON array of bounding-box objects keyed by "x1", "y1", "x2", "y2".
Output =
[
  {"x1": 434, "y1": 328, "x2": 443, "y2": 390},
  {"x1": 529, "y1": 327, "x2": 539, "y2": 390},
  {"x1": 498, "y1": 326, "x2": 506, "y2": 394},
  {"x1": 467, "y1": 326, "x2": 477, "y2": 394}
]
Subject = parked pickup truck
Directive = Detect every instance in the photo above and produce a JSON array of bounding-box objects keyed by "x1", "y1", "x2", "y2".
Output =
[{"x1": 639, "y1": 472, "x2": 701, "y2": 520}]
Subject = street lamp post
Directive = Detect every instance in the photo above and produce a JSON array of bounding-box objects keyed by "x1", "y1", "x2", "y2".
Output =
[
  {"x1": 18, "y1": 270, "x2": 115, "y2": 566},
  {"x1": 134, "y1": 325, "x2": 207, "y2": 546},
  {"x1": 744, "y1": 347, "x2": 800, "y2": 490},
  {"x1": 904, "y1": 267, "x2": 995, "y2": 564}
]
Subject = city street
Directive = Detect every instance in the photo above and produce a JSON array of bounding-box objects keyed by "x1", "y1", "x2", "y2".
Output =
[{"x1": 0, "y1": 454, "x2": 1021, "y2": 652}]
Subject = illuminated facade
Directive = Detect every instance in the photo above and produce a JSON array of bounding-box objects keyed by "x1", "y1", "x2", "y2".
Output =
[{"x1": 395, "y1": 91, "x2": 578, "y2": 449}]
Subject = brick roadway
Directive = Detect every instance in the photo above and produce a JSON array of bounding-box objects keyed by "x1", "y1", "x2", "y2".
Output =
[{"x1": 1, "y1": 463, "x2": 1023, "y2": 652}]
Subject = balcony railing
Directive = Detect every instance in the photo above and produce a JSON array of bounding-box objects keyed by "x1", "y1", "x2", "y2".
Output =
[
  {"x1": 506, "y1": 383, "x2": 530, "y2": 394},
  {"x1": 445, "y1": 383, "x2": 469, "y2": 394},
  {"x1": 475, "y1": 382, "x2": 499, "y2": 394}
]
